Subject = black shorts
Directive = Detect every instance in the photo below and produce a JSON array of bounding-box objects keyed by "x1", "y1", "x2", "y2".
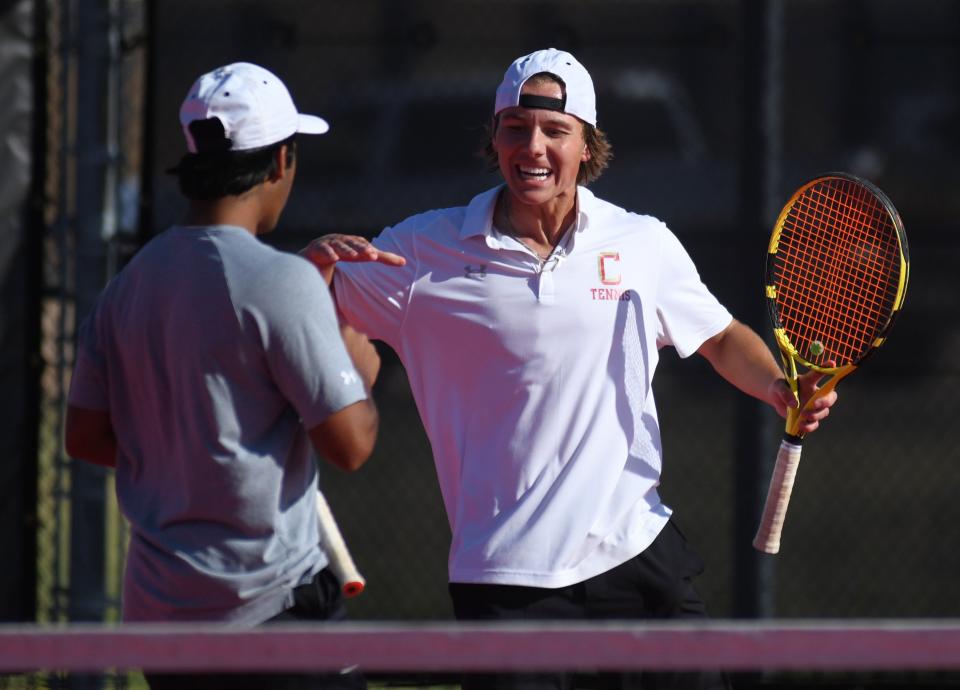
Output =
[{"x1": 448, "y1": 520, "x2": 730, "y2": 690}]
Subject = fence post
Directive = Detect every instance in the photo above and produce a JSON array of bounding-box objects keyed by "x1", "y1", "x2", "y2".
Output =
[{"x1": 733, "y1": 0, "x2": 785, "y2": 621}]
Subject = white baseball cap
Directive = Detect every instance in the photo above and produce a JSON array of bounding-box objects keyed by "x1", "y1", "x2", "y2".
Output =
[
  {"x1": 494, "y1": 48, "x2": 597, "y2": 126},
  {"x1": 179, "y1": 62, "x2": 329, "y2": 153}
]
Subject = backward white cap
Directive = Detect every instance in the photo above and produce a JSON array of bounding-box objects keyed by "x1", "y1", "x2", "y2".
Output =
[
  {"x1": 179, "y1": 62, "x2": 329, "y2": 153},
  {"x1": 494, "y1": 48, "x2": 597, "y2": 126}
]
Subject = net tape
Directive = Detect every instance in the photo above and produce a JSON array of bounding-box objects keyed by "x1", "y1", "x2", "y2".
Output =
[{"x1": 4, "y1": 621, "x2": 960, "y2": 673}]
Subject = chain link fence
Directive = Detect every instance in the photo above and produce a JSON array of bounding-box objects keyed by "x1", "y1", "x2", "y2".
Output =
[{"x1": 36, "y1": 0, "x2": 147, "y2": 633}]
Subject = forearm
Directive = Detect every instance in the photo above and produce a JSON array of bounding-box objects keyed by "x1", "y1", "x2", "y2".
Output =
[
  {"x1": 308, "y1": 398, "x2": 379, "y2": 472},
  {"x1": 697, "y1": 319, "x2": 786, "y2": 407},
  {"x1": 699, "y1": 320, "x2": 838, "y2": 432}
]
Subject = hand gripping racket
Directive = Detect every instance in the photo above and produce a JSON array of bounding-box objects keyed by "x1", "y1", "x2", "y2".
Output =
[
  {"x1": 753, "y1": 173, "x2": 910, "y2": 554},
  {"x1": 316, "y1": 490, "x2": 366, "y2": 596}
]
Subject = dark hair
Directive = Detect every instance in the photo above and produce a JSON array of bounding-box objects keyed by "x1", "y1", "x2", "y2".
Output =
[
  {"x1": 170, "y1": 119, "x2": 297, "y2": 200},
  {"x1": 480, "y1": 73, "x2": 613, "y2": 185}
]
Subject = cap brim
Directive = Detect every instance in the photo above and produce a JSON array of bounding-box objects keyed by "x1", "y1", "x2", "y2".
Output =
[{"x1": 297, "y1": 114, "x2": 330, "y2": 135}]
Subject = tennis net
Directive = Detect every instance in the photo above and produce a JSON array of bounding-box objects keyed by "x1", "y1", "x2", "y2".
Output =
[{"x1": 4, "y1": 620, "x2": 960, "y2": 687}]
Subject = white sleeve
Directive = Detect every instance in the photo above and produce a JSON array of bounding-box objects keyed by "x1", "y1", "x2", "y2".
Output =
[
  {"x1": 655, "y1": 227, "x2": 733, "y2": 358},
  {"x1": 333, "y1": 224, "x2": 418, "y2": 350}
]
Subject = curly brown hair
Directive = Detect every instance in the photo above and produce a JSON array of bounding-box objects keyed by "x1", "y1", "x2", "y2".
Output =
[{"x1": 480, "y1": 73, "x2": 613, "y2": 185}]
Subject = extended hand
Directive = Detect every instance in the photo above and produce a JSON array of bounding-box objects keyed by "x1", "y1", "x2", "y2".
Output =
[{"x1": 301, "y1": 234, "x2": 405, "y2": 282}]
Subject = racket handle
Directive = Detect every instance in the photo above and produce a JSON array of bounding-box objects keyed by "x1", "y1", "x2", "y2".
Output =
[
  {"x1": 316, "y1": 490, "x2": 366, "y2": 597},
  {"x1": 752, "y1": 438, "x2": 804, "y2": 554}
]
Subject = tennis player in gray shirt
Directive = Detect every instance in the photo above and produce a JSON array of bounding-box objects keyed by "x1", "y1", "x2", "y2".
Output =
[{"x1": 66, "y1": 62, "x2": 377, "y2": 690}]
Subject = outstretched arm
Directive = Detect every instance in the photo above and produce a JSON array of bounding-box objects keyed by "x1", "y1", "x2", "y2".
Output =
[
  {"x1": 299, "y1": 234, "x2": 405, "y2": 469},
  {"x1": 301, "y1": 234, "x2": 406, "y2": 286},
  {"x1": 697, "y1": 319, "x2": 838, "y2": 435}
]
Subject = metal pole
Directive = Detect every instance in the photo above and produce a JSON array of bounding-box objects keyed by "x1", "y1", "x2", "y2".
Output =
[
  {"x1": 68, "y1": 0, "x2": 110, "y2": 639},
  {"x1": 733, "y1": 0, "x2": 784, "y2": 621},
  {"x1": 66, "y1": 1, "x2": 117, "y2": 687}
]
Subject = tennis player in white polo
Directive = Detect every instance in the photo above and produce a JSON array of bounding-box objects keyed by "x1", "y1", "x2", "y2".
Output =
[{"x1": 303, "y1": 48, "x2": 838, "y2": 690}]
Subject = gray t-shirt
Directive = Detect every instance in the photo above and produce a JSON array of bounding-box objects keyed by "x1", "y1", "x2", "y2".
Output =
[{"x1": 68, "y1": 225, "x2": 367, "y2": 624}]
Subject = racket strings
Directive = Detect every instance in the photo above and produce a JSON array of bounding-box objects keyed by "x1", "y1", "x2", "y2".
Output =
[
  {"x1": 778, "y1": 185, "x2": 897, "y2": 359},
  {"x1": 803, "y1": 185, "x2": 895, "y2": 328},
  {"x1": 773, "y1": 179, "x2": 901, "y2": 365}
]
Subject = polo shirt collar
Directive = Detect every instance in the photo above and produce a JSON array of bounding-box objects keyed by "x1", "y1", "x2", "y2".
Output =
[{"x1": 459, "y1": 184, "x2": 595, "y2": 245}]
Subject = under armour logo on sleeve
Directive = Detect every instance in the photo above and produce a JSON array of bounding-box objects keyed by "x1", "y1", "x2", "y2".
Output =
[{"x1": 340, "y1": 370, "x2": 359, "y2": 386}]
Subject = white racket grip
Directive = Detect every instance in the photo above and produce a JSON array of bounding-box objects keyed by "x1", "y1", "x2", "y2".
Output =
[
  {"x1": 753, "y1": 438, "x2": 804, "y2": 554},
  {"x1": 316, "y1": 491, "x2": 366, "y2": 597}
]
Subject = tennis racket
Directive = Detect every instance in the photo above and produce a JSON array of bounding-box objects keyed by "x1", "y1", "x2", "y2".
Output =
[
  {"x1": 316, "y1": 490, "x2": 366, "y2": 597},
  {"x1": 753, "y1": 173, "x2": 910, "y2": 554}
]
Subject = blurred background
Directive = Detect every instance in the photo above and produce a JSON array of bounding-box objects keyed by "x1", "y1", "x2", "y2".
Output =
[{"x1": 1, "y1": 0, "x2": 957, "y2": 647}]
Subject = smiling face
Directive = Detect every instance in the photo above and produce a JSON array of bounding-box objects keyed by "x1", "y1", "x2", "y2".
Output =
[{"x1": 492, "y1": 76, "x2": 591, "y2": 212}]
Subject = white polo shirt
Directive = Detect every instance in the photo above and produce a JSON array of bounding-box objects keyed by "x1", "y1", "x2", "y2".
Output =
[{"x1": 335, "y1": 185, "x2": 733, "y2": 588}]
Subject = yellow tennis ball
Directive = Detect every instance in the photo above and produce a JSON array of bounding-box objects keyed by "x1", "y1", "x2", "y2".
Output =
[{"x1": 809, "y1": 340, "x2": 825, "y2": 357}]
